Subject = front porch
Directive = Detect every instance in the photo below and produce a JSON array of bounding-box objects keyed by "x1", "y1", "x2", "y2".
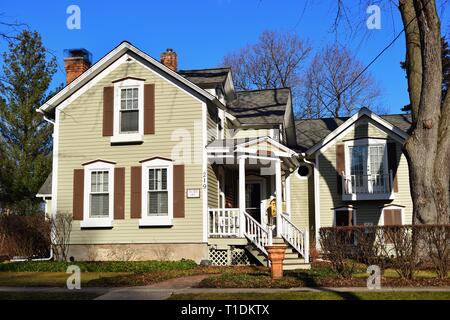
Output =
[{"x1": 206, "y1": 137, "x2": 310, "y2": 267}]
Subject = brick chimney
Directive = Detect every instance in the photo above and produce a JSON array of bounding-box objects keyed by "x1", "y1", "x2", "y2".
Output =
[
  {"x1": 64, "y1": 49, "x2": 92, "y2": 85},
  {"x1": 160, "y1": 48, "x2": 177, "y2": 71}
]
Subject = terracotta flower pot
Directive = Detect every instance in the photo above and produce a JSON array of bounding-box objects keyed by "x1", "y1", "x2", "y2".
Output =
[{"x1": 265, "y1": 245, "x2": 287, "y2": 279}]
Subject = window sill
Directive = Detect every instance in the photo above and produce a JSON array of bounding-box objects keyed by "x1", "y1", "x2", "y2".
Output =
[
  {"x1": 110, "y1": 133, "x2": 143, "y2": 144},
  {"x1": 80, "y1": 219, "x2": 113, "y2": 228},
  {"x1": 139, "y1": 216, "x2": 173, "y2": 227}
]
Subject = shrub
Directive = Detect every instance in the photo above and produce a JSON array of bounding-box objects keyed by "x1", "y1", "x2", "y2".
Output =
[
  {"x1": 0, "y1": 259, "x2": 198, "y2": 272},
  {"x1": 50, "y1": 212, "x2": 73, "y2": 261},
  {"x1": 319, "y1": 226, "x2": 360, "y2": 278},
  {"x1": 319, "y1": 225, "x2": 450, "y2": 280},
  {"x1": 0, "y1": 214, "x2": 50, "y2": 259},
  {"x1": 418, "y1": 225, "x2": 450, "y2": 279}
]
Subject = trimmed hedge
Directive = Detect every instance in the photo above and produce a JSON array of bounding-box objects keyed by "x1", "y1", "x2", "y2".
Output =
[
  {"x1": 319, "y1": 225, "x2": 450, "y2": 279},
  {"x1": 0, "y1": 259, "x2": 198, "y2": 273}
]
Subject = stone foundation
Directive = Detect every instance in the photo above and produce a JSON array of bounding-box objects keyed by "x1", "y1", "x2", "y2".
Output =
[{"x1": 67, "y1": 243, "x2": 208, "y2": 263}]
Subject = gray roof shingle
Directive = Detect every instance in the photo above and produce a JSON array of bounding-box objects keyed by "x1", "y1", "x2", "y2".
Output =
[
  {"x1": 38, "y1": 173, "x2": 52, "y2": 196},
  {"x1": 227, "y1": 88, "x2": 290, "y2": 125},
  {"x1": 295, "y1": 114, "x2": 412, "y2": 152},
  {"x1": 178, "y1": 67, "x2": 230, "y2": 86}
]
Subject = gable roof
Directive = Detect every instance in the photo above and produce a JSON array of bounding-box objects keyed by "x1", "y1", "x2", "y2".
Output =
[
  {"x1": 39, "y1": 41, "x2": 224, "y2": 113},
  {"x1": 178, "y1": 67, "x2": 230, "y2": 86},
  {"x1": 227, "y1": 88, "x2": 290, "y2": 125},
  {"x1": 295, "y1": 109, "x2": 412, "y2": 153},
  {"x1": 37, "y1": 173, "x2": 52, "y2": 197}
]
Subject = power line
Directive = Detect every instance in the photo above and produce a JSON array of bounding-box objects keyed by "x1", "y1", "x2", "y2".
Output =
[{"x1": 292, "y1": 0, "x2": 432, "y2": 125}]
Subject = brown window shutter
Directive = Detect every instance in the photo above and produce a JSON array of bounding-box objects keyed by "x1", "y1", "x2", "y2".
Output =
[
  {"x1": 387, "y1": 142, "x2": 399, "y2": 192},
  {"x1": 130, "y1": 166, "x2": 142, "y2": 218},
  {"x1": 173, "y1": 165, "x2": 185, "y2": 218},
  {"x1": 103, "y1": 87, "x2": 114, "y2": 136},
  {"x1": 144, "y1": 84, "x2": 155, "y2": 134},
  {"x1": 336, "y1": 144, "x2": 345, "y2": 194},
  {"x1": 114, "y1": 167, "x2": 125, "y2": 219},
  {"x1": 384, "y1": 209, "x2": 393, "y2": 225},
  {"x1": 73, "y1": 169, "x2": 84, "y2": 220},
  {"x1": 392, "y1": 209, "x2": 402, "y2": 225}
]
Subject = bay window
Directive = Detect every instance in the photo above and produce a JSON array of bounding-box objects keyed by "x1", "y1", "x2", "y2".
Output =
[{"x1": 343, "y1": 139, "x2": 393, "y2": 200}]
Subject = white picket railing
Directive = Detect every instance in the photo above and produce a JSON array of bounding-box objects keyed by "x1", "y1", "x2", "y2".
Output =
[
  {"x1": 280, "y1": 213, "x2": 309, "y2": 263},
  {"x1": 208, "y1": 208, "x2": 240, "y2": 237},
  {"x1": 243, "y1": 211, "x2": 272, "y2": 255},
  {"x1": 342, "y1": 170, "x2": 393, "y2": 195}
]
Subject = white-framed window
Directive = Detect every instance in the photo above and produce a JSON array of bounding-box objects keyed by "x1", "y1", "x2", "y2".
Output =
[
  {"x1": 81, "y1": 161, "x2": 115, "y2": 228},
  {"x1": 140, "y1": 158, "x2": 173, "y2": 226},
  {"x1": 111, "y1": 78, "x2": 144, "y2": 143},
  {"x1": 344, "y1": 139, "x2": 392, "y2": 199},
  {"x1": 332, "y1": 207, "x2": 357, "y2": 227}
]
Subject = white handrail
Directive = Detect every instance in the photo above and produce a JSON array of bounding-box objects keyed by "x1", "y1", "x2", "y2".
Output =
[
  {"x1": 243, "y1": 211, "x2": 272, "y2": 255},
  {"x1": 208, "y1": 208, "x2": 240, "y2": 237},
  {"x1": 280, "y1": 214, "x2": 309, "y2": 263}
]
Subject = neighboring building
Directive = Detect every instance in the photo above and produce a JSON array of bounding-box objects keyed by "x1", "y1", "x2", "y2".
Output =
[{"x1": 37, "y1": 42, "x2": 413, "y2": 268}]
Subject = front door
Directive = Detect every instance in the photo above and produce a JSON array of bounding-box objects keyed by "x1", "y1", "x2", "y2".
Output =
[{"x1": 245, "y1": 182, "x2": 261, "y2": 223}]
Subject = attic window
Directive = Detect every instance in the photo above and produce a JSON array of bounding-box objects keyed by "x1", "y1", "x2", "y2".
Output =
[
  {"x1": 120, "y1": 88, "x2": 139, "y2": 133},
  {"x1": 111, "y1": 78, "x2": 145, "y2": 143}
]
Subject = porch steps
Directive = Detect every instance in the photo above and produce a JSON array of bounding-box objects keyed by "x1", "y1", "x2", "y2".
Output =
[{"x1": 245, "y1": 238, "x2": 311, "y2": 270}]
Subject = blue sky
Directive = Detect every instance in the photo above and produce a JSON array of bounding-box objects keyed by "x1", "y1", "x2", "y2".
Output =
[{"x1": 1, "y1": 0, "x2": 449, "y2": 114}]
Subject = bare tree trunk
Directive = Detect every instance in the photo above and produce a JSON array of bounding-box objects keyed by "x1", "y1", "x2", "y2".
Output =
[{"x1": 400, "y1": 0, "x2": 450, "y2": 224}]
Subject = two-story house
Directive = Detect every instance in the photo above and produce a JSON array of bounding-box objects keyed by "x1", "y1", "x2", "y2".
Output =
[{"x1": 37, "y1": 42, "x2": 413, "y2": 269}]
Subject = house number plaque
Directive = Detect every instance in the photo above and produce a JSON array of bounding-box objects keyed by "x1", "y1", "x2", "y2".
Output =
[{"x1": 187, "y1": 189, "x2": 200, "y2": 198}]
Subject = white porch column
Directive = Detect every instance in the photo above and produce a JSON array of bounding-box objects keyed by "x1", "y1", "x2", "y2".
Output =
[
  {"x1": 239, "y1": 156, "x2": 246, "y2": 237},
  {"x1": 275, "y1": 159, "x2": 283, "y2": 237}
]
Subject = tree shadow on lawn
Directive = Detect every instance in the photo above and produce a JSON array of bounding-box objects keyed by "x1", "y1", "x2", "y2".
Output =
[{"x1": 286, "y1": 270, "x2": 362, "y2": 300}]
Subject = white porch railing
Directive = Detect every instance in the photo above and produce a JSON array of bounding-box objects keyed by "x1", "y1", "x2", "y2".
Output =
[
  {"x1": 280, "y1": 213, "x2": 309, "y2": 263},
  {"x1": 208, "y1": 208, "x2": 240, "y2": 237},
  {"x1": 243, "y1": 211, "x2": 272, "y2": 255},
  {"x1": 342, "y1": 170, "x2": 393, "y2": 196}
]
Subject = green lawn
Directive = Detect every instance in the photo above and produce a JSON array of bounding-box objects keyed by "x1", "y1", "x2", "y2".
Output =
[
  {"x1": 0, "y1": 272, "x2": 131, "y2": 287},
  {"x1": 0, "y1": 291, "x2": 101, "y2": 300},
  {"x1": 169, "y1": 291, "x2": 450, "y2": 300}
]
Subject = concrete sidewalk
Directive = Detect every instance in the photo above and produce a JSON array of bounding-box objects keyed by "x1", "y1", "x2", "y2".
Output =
[{"x1": 1, "y1": 286, "x2": 450, "y2": 300}]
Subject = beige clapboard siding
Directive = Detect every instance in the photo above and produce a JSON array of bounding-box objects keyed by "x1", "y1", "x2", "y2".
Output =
[
  {"x1": 207, "y1": 165, "x2": 218, "y2": 208},
  {"x1": 317, "y1": 119, "x2": 413, "y2": 229},
  {"x1": 207, "y1": 107, "x2": 218, "y2": 144},
  {"x1": 289, "y1": 173, "x2": 312, "y2": 233},
  {"x1": 57, "y1": 61, "x2": 205, "y2": 244},
  {"x1": 224, "y1": 118, "x2": 231, "y2": 139},
  {"x1": 233, "y1": 128, "x2": 272, "y2": 140}
]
